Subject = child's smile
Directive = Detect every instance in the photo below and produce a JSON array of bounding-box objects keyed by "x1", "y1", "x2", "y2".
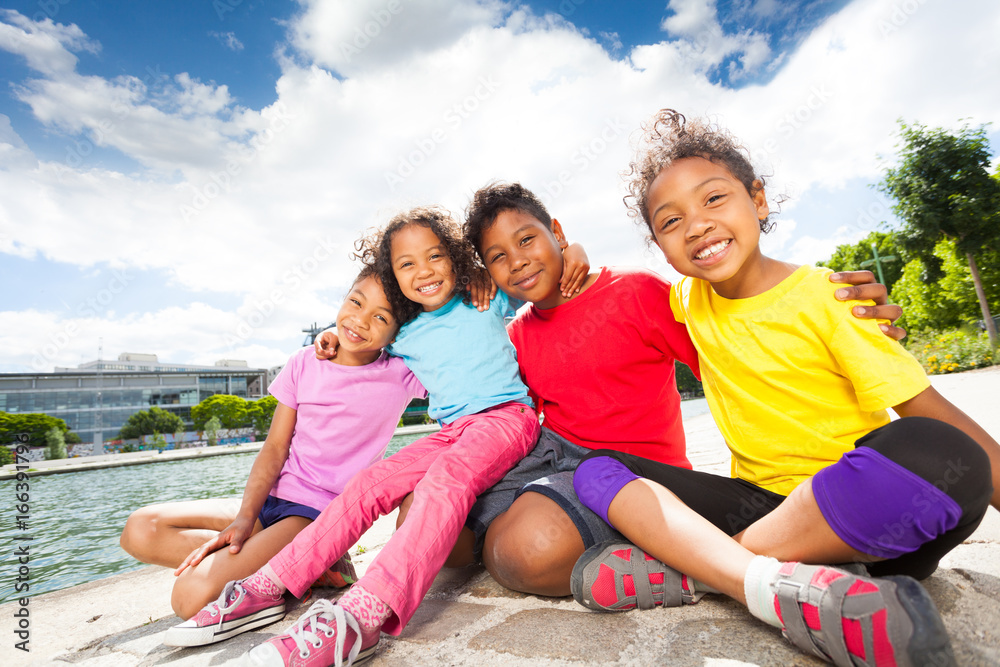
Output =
[
  {"x1": 481, "y1": 209, "x2": 569, "y2": 310},
  {"x1": 335, "y1": 275, "x2": 397, "y2": 365},
  {"x1": 647, "y1": 156, "x2": 776, "y2": 299},
  {"x1": 391, "y1": 223, "x2": 457, "y2": 311}
]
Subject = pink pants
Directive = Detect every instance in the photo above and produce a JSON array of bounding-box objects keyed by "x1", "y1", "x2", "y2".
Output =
[{"x1": 269, "y1": 401, "x2": 540, "y2": 634}]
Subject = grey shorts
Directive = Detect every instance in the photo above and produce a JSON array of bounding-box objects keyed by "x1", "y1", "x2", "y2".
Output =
[{"x1": 465, "y1": 427, "x2": 624, "y2": 557}]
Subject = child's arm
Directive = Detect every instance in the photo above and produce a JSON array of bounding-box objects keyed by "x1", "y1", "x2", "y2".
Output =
[
  {"x1": 829, "y1": 270, "x2": 905, "y2": 340},
  {"x1": 174, "y1": 403, "x2": 297, "y2": 574},
  {"x1": 469, "y1": 268, "x2": 498, "y2": 312},
  {"x1": 560, "y1": 242, "x2": 590, "y2": 297},
  {"x1": 314, "y1": 328, "x2": 338, "y2": 360},
  {"x1": 894, "y1": 386, "x2": 1000, "y2": 510}
]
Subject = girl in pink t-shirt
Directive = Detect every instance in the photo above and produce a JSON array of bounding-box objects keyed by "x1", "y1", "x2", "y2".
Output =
[{"x1": 120, "y1": 265, "x2": 424, "y2": 620}]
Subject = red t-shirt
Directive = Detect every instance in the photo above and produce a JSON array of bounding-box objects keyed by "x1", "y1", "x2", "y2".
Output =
[{"x1": 507, "y1": 266, "x2": 700, "y2": 466}]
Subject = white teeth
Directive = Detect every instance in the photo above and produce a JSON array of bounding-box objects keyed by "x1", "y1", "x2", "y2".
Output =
[
  {"x1": 418, "y1": 282, "x2": 441, "y2": 293},
  {"x1": 696, "y1": 240, "x2": 731, "y2": 260}
]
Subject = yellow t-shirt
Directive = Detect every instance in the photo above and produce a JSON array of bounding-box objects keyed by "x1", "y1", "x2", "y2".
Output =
[{"x1": 670, "y1": 265, "x2": 930, "y2": 496}]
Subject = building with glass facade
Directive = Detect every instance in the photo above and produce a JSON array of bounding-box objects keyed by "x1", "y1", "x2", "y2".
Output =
[{"x1": 0, "y1": 353, "x2": 267, "y2": 445}]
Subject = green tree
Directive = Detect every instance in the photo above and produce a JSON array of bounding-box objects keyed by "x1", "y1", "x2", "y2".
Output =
[
  {"x1": 247, "y1": 396, "x2": 278, "y2": 438},
  {"x1": 892, "y1": 238, "x2": 1000, "y2": 332},
  {"x1": 149, "y1": 431, "x2": 168, "y2": 452},
  {"x1": 674, "y1": 361, "x2": 703, "y2": 398},
  {"x1": 0, "y1": 412, "x2": 70, "y2": 447},
  {"x1": 118, "y1": 406, "x2": 185, "y2": 440},
  {"x1": 879, "y1": 120, "x2": 1000, "y2": 345},
  {"x1": 818, "y1": 231, "x2": 903, "y2": 293},
  {"x1": 44, "y1": 427, "x2": 68, "y2": 460},
  {"x1": 191, "y1": 394, "x2": 248, "y2": 430},
  {"x1": 204, "y1": 416, "x2": 222, "y2": 447},
  {"x1": 0, "y1": 446, "x2": 14, "y2": 466}
]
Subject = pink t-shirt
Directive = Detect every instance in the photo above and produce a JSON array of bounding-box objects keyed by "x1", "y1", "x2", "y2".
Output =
[{"x1": 268, "y1": 346, "x2": 425, "y2": 510}]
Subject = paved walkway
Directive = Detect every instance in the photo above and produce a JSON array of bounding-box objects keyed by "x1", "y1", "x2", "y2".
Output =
[{"x1": 4, "y1": 367, "x2": 1000, "y2": 666}]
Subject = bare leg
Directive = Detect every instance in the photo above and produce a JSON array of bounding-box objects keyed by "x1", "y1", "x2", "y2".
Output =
[
  {"x1": 171, "y1": 515, "x2": 312, "y2": 619},
  {"x1": 735, "y1": 478, "x2": 875, "y2": 565},
  {"x1": 608, "y1": 478, "x2": 753, "y2": 602},
  {"x1": 482, "y1": 492, "x2": 584, "y2": 597},
  {"x1": 120, "y1": 499, "x2": 248, "y2": 568},
  {"x1": 396, "y1": 492, "x2": 476, "y2": 567}
]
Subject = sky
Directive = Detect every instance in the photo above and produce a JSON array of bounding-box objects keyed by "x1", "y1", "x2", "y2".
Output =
[{"x1": 1, "y1": 0, "x2": 999, "y2": 373}]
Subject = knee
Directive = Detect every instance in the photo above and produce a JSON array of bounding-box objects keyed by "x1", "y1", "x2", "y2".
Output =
[
  {"x1": 171, "y1": 571, "x2": 213, "y2": 620},
  {"x1": 120, "y1": 506, "x2": 161, "y2": 562},
  {"x1": 482, "y1": 518, "x2": 580, "y2": 595},
  {"x1": 396, "y1": 493, "x2": 415, "y2": 530}
]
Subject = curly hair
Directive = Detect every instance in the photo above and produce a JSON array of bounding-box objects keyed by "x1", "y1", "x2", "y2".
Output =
[
  {"x1": 354, "y1": 206, "x2": 479, "y2": 326},
  {"x1": 464, "y1": 181, "x2": 553, "y2": 260},
  {"x1": 624, "y1": 109, "x2": 774, "y2": 243}
]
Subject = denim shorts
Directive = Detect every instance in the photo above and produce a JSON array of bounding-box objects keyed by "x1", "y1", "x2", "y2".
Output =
[{"x1": 465, "y1": 427, "x2": 623, "y2": 557}]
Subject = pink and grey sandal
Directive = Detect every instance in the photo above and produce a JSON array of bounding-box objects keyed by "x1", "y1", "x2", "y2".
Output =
[
  {"x1": 570, "y1": 541, "x2": 701, "y2": 611},
  {"x1": 773, "y1": 562, "x2": 955, "y2": 667}
]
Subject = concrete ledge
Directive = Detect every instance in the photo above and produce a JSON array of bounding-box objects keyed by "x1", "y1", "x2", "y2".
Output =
[
  {"x1": 4, "y1": 367, "x2": 999, "y2": 665},
  {"x1": 5, "y1": 510, "x2": 999, "y2": 666}
]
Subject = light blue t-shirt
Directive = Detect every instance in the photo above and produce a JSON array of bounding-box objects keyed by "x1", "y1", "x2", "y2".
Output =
[{"x1": 388, "y1": 291, "x2": 532, "y2": 424}]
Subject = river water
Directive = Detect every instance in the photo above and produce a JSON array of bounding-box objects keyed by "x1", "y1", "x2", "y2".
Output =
[{"x1": 0, "y1": 399, "x2": 710, "y2": 604}]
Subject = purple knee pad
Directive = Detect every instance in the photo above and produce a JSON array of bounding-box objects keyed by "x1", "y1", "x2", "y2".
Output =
[
  {"x1": 573, "y1": 456, "x2": 641, "y2": 525},
  {"x1": 812, "y1": 447, "x2": 962, "y2": 559}
]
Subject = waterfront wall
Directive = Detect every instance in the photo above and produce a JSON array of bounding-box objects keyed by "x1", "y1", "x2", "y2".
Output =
[{"x1": 12, "y1": 427, "x2": 258, "y2": 461}]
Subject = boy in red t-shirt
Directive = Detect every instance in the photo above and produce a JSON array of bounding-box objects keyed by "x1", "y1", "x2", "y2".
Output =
[{"x1": 439, "y1": 181, "x2": 905, "y2": 596}]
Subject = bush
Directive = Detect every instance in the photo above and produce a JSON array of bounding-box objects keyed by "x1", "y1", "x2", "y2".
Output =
[
  {"x1": 44, "y1": 427, "x2": 68, "y2": 460},
  {"x1": 204, "y1": 416, "x2": 222, "y2": 446},
  {"x1": 0, "y1": 446, "x2": 14, "y2": 466},
  {"x1": 906, "y1": 328, "x2": 995, "y2": 375}
]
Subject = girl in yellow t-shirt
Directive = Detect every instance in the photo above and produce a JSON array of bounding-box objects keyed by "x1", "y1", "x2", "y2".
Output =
[{"x1": 570, "y1": 110, "x2": 999, "y2": 667}]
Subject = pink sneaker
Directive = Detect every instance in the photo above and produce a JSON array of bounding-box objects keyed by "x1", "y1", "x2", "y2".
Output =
[
  {"x1": 245, "y1": 599, "x2": 378, "y2": 667},
  {"x1": 163, "y1": 580, "x2": 285, "y2": 647}
]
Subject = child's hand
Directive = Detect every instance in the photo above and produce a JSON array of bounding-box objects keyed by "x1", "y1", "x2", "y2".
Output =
[
  {"x1": 314, "y1": 329, "x2": 339, "y2": 359},
  {"x1": 829, "y1": 271, "x2": 905, "y2": 340},
  {"x1": 560, "y1": 242, "x2": 590, "y2": 298},
  {"x1": 174, "y1": 516, "x2": 256, "y2": 576},
  {"x1": 468, "y1": 269, "x2": 497, "y2": 312}
]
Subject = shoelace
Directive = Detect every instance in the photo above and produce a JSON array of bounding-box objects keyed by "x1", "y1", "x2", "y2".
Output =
[
  {"x1": 287, "y1": 599, "x2": 362, "y2": 667},
  {"x1": 210, "y1": 581, "x2": 244, "y2": 627}
]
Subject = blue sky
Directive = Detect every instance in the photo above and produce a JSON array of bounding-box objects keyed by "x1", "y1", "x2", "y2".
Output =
[{"x1": 2, "y1": 0, "x2": 999, "y2": 373}]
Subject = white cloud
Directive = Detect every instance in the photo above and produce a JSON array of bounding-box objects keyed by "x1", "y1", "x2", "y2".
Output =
[
  {"x1": 0, "y1": 9, "x2": 99, "y2": 75},
  {"x1": 290, "y1": 0, "x2": 504, "y2": 75},
  {"x1": 1, "y1": 0, "x2": 999, "y2": 371},
  {"x1": 0, "y1": 114, "x2": 38, "y2": 170},
  {"x1": 210, "y1": 30, "x2": 245, "y2": 52}
]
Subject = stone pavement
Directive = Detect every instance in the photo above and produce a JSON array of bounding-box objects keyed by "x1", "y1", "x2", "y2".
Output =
[{"x1": 5, "y1": 367, "x2": 1000, "y2": 666}]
